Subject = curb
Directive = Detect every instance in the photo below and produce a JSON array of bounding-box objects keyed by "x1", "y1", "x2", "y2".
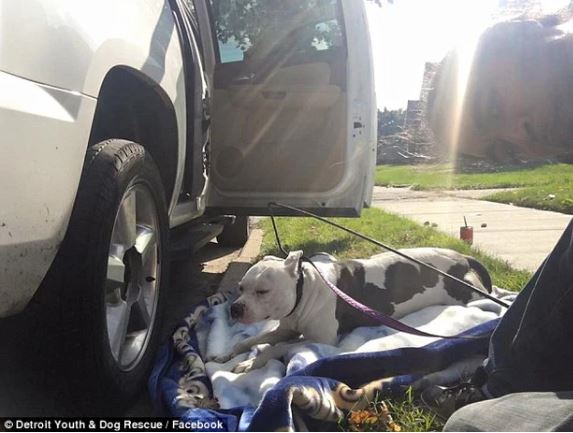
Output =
[{"x1": 218, "y1": 228, "x2": 263, "y2": 296}]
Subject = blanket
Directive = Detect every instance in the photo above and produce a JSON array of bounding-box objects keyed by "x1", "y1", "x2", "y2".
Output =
[{"x1": 149, "y1": 290, "x2": 515, "y2": 431}]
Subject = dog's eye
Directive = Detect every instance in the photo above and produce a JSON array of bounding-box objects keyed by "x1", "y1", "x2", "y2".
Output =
[
  {"x1": 255, "y1": 290, "x2": 269, "y2": 296},
  {"x1": 238, "y1": 286, "x2": 243, "y2": 293}
]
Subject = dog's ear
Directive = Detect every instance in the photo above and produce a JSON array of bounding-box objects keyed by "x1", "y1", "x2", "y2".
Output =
[
  {"x1": 283, "y1": 250, "x2": 303, "y2": 277},
  {"x1": 262, "y1": 255, "x2": 282, "y2": 262}
]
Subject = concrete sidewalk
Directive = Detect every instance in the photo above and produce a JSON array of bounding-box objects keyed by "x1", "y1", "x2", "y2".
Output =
[
  {"x1": 372, "y1": 187, "x2": 572, "y2": 272},
  {"x1": 218, "y1": 227, "x2": 264, "y2": 296}
]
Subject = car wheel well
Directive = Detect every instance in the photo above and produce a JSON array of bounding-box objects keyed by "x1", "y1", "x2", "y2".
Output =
[{"x1": 88, "y1": 66, "x2": 178, "y2": 204}]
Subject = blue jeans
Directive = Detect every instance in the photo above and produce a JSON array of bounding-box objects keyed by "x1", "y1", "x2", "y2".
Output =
[{"x1": 483, "y1": 218, "x2": 573, "y2": 396}]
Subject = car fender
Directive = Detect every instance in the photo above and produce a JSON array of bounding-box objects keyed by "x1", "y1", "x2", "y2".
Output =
[{"x1": 0, "y1": 0, "x2": 189, "y2": 316}]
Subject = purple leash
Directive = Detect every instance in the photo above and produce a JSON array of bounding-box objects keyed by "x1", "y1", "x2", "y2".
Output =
[
  {"x1": 303, "y1": 258, "x2": 490, "y2": 340},
  {"x1": 268, "y1": 202, "x2": 507, "y2": 340},
  {"x1": 269, "y1": 202, "x2": 509, "y2": 309}
]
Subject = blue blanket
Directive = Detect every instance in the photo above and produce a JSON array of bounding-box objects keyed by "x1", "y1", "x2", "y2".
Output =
[{"x1": 149, "y1": 292, "x2": 506, "y2": 431}]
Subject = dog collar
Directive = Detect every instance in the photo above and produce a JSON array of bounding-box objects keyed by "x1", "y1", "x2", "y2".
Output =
[{"x1": 285, "y1": 258, "x2": 304, "y2": 317}]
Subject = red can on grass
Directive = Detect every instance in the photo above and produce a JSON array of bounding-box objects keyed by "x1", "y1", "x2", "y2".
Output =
[{"x1": 460, "y1": 226, "x2": 474, "y2": 245}]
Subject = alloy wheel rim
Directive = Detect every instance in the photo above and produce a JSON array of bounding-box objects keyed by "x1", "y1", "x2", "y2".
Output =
[{"x1": 105, "y1": 183, "x2": 161, "y2": 371}]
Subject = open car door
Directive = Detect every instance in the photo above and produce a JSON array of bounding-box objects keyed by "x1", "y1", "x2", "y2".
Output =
[{"x1": 197, "y1": 0, "x2": 376, "y2": 216}]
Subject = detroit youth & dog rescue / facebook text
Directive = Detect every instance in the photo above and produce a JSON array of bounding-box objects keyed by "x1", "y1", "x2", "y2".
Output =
[{"x1": 1, "y1": 418, "x2": 227, "y2": 431}]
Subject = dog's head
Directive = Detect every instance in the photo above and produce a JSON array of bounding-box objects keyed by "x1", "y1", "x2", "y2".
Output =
[{"x1": 230, "y1": 250, "x2": 303, "y2": 324}]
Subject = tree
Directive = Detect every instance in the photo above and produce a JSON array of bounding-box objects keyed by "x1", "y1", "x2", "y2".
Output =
[{"x1": 211, "y1": 0, "x2": 390, "y2": 55}]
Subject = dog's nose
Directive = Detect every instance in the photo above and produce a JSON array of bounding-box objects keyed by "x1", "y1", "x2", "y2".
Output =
[{"x1": 230, "y1": 302, "x2": 245, "y2": 320}]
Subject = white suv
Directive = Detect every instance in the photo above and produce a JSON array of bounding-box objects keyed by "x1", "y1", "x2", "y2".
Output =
[{"x1": 0, "y1": 0, "x2": 375, "y2": 409}]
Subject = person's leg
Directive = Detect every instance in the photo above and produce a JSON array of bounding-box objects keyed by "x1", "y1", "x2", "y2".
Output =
[
  {"x1": 484, "y1": 218, "x2": 573, "y2": 396},
  {"x1": 444, "y1": 392, "x2": 573, "y2": 432},
  {"x1": 422, "y1": 219, "x2": 573, "y2": 418}
]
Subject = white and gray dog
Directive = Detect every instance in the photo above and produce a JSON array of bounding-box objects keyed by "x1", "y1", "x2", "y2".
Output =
[{"x1": 213, "y1": 248, "x2": 492, "y2": 372}]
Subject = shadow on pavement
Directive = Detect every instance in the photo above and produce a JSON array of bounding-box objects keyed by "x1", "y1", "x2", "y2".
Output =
[{"x1": 0, "y1": 242, "x2": 236, "y2": 417}]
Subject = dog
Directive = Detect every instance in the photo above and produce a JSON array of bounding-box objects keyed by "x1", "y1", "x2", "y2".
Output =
[{"x1": 212, "y1": 248, "x2": 492, "y2": 372}]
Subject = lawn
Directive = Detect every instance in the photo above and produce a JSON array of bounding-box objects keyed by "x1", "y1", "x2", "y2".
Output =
[
  {"x1": 375, "y1": 163, "x2": 573, "y2": 190},
  {"x1": 485, "y1": 185, "x2": 573, "y2": 214},
  {"x1": 259, "y1": 208, "x2": 530, "y2": 431},
  {"x1": 260, "y1": 207, "x2": 531, "y2": 291},
  {"x1": 375, "y1": 163, "x2": 573, "y2": 214}
]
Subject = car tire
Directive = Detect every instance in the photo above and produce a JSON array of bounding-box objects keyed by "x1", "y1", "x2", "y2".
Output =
[
  {"x1": 49, "y1": 139, "x2": 170, "y2": 413},
  {"x1": 217, "y1": 216, "x2": 250, "y2": 248}
]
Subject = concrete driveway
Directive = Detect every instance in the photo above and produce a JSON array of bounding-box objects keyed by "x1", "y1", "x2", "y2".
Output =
[{"x1": 0, "y1": 241, "x2": 248, "y2": 417}]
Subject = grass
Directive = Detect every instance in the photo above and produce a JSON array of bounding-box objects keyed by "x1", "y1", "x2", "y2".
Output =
[
  {"x1": 259, "y1": 207, "x2": 530, "y2": 431},
  {"x1": 375, "y1": 163, "x2": 573, "y2": 214},
  {"x1": 375, "y1": 163, "x2": 572, "y2": 190},
  {"x1": 338, "y1": 388, "x2": 443, "y2": 432},
  {"x1": 260, "y1": 207, "x2": 531, "y2": 291},
  {"x1": 385, "y1": 390, "x2": 444, "y2": 432},
  {"x1": 485, "y1": 184, "x2": 573, "y2": 214}
]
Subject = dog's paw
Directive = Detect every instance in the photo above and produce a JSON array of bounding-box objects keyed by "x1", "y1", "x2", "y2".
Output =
[{"x1": 232, "y1": 358, "x2": 256, "y2": 374}]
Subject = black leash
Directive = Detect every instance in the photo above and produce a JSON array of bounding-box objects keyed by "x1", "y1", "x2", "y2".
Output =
[
  {"x1": 268, "y1": 202, "x2": 510, "y2": 309},
  {"x1": 267, "y1": 202, "x2": 509, "y2": 340}
]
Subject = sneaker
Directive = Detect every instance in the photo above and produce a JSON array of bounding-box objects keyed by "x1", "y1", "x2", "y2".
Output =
[{"x1": 421, "y1": 382, "x2": 487, "y2": 420}]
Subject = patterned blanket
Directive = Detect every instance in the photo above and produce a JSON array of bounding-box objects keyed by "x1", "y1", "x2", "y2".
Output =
[{"x1": 149, "y1": 291, "x2": 514, "y2": 431}]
